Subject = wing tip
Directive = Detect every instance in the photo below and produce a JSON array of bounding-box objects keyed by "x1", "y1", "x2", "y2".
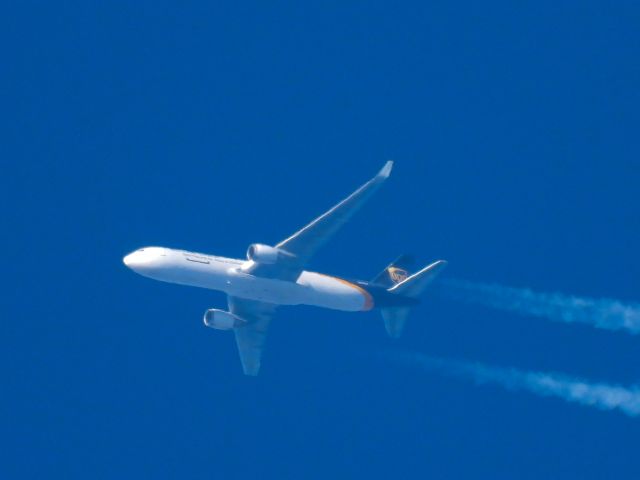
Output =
[{"x1": 378, "y1": 160, "x2": 394, "y2": 179}]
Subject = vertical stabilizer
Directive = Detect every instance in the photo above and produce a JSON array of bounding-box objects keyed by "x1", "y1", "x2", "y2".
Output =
[{"x1": 371, "y1": 254, "x2": 415, "y2": 288}]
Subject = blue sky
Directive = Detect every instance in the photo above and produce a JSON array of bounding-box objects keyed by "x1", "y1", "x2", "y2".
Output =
[{"x1": 3, "y1": 1, "x2": 640, "y2": 478}]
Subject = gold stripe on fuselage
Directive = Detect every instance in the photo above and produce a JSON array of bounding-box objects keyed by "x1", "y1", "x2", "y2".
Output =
[{"x1": 318, "y1": 273, "x2": 375, "y2": 311}]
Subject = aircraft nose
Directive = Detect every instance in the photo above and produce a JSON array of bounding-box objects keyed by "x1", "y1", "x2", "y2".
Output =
[
  {"x1": 123, "y1": 247, "x2": 167, "y2": 273},
  {"x1": 123, "y1": 250, "x2": 148, "y2": 269},
  {"x1": 123, "y1": 253, "x2": 135, "y2": 267}
]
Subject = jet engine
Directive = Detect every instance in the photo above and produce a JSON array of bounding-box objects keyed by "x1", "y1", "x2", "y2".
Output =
[
  {"x1": 246, "y1": 243, "x2": 282, "y2": 264},
  {"x1": 203, "y1": 309, "x2": 246, "y2": 330}
]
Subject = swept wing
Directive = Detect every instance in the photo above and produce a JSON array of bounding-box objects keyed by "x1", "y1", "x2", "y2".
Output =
[
  {"x1": 228, "y1": 296, "x2": 277, "y2": 376},
  {"x1": 246, "y1": 161, "x2": 393, "y2": 281}
]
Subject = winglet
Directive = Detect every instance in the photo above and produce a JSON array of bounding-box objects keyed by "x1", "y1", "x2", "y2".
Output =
[{"x1": 378, "y1": 160, "x2": 393, "y2": 179}]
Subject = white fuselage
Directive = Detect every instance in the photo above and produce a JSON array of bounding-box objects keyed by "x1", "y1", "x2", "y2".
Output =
[{"x1": 123, "y1": 247, "x2": 373, "y2": 312}]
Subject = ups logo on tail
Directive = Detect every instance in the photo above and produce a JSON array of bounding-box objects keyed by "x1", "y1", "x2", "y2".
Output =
[{"x1": 388, "y1": 267, "x2": 408, "y2": 283}]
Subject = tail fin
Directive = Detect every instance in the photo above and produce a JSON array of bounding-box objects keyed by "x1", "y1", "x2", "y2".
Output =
[
  {"x1": 377, "y1": 259, "x2": 447, "y2": 338},
  {"x1": 371, "y1": 254, "x2": 415, "y2": 288}
]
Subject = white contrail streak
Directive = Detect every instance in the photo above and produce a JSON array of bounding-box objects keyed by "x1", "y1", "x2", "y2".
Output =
[
  {"x1": 388, "y1": 352, "x2": 640, "y2": 417},
  {"x1": 438, "y1": 278, "x2": 640, "y2": 334}
]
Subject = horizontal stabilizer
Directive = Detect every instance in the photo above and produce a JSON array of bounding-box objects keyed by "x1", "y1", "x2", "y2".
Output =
[
  {"x1": 388, "y1": 260, "x2": 448, "y2": 298},
  {"x1": 381, "y1": 259, "x2": 447, "y2": 338},
  {"x1": 381, "y1": 307, "x2": 411, "y2": 338}
]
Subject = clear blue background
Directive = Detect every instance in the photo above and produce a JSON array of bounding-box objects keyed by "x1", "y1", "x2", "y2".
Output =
[{"x1": 2, "y1": 1, "x2": 639, "y2": 478}]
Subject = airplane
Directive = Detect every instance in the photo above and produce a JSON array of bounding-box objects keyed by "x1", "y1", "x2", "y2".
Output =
[{"x1": 123, "y1": 161, "x2": 447, "y2": 375}]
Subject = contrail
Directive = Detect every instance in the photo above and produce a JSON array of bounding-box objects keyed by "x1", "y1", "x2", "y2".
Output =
[
  {"x1": 388, "y1": 352, "x2": 640, "y2": 417},
  {"x1": 437, "y1": 278, "x2": 640, "y2": 334}
]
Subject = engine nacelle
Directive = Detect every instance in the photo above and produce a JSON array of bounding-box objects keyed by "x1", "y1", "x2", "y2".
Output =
[
  {"x1": 203, "y1": 309, "x2": 246, "y2": 330},
  {"x1": 246, "y1": 243, "x2": 282, "y2": 264}
]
